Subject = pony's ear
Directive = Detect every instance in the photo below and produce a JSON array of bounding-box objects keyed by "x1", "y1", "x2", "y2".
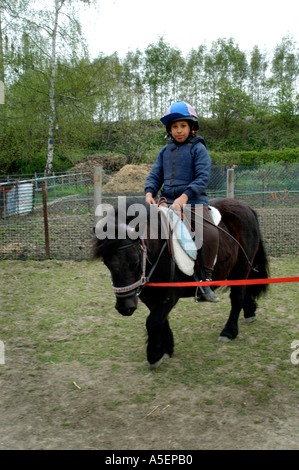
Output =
[
  {"x1": 127, "y1": 225, "x2": 136, "y2": 234},
  {"x1": 126, "y1": 203, "x2": 148, "y2": 239}
]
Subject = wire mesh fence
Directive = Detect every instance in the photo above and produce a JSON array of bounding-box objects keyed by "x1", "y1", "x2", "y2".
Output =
[
  {"x1": 0, "y1": 172, "x2": 94, "y2": 260},
  {"x1": 0, "y1": 163, "x2": 298, "y2": 260},
  {"x1": 209, "y1": 162, "x2": 299, "y2": 208}
]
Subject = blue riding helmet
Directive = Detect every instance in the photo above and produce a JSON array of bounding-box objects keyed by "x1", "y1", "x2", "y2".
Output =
[{"x1": 160, "y1": 101, "x2": 199, "y2": 130}]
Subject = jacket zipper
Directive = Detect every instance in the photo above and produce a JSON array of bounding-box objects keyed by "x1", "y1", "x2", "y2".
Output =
[{"x1": 170, "y1": 146, "x2": 179, "y2": 185}]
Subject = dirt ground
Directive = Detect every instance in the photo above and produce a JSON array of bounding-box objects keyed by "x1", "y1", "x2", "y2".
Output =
[
  {"x1": 1, "y1": 348, "x2": 298, "y2": 450},
  {"x1": 0, "y1": 255, "x2": 298, "y2": 451}
]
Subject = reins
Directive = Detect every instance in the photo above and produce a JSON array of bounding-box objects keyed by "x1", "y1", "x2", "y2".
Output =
[
  {"x1": 157, "y1": 199, "x2": 258, "y2": 273},
  {"x1": 186, "y1": 206, "x2": 259, "y2": 273}
]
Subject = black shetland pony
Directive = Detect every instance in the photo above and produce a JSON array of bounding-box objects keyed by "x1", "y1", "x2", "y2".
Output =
[{"x1": 93, "y1": 198, "x2": 269, "y2": 369}]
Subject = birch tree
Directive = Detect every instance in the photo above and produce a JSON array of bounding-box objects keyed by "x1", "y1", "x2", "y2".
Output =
[
  {"x1": 38, "y1": 0, "x2": 94, "y2": 175},
  {"x1": 0, "y1": 9, "x2": 5, "y2": 107},
  {"x1": 45, "y1": 0, "x2": 60, "y2": 175},
  {"x1": 16, "y1": 0, "x2": 94, "y2": 175}
]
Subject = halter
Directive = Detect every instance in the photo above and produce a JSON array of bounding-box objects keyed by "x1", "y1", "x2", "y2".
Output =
[
  {"x1": 111, "y1": 237, "x2": 168, "y2": 298},
  {"x1": 112, "y1": 238, "x2": 148, "y2": 298}
]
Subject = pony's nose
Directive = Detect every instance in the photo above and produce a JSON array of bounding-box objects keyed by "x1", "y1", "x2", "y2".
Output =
[
  {"x1": 117, "y1": 306, "x2": 136, "y2": 316},
  {"x1": 115, "y1": 294, "x2": 137, "y2": 316}
]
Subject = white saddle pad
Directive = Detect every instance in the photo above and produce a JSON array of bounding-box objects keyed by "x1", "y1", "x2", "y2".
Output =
[{"x1": 158, "y1": 206, "x2": 221, "y2": 277}]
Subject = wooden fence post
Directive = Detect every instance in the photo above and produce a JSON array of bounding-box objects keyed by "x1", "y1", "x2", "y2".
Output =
[
  {"x1": 227, "y1": 168, "x2": 234, "y2": 198},
  {"x1": 94, "y1": 166, "x2": 102, "y2": 226}
]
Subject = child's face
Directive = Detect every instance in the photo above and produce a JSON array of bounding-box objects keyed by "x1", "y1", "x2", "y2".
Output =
[{"x1": 170, "y1": 120, "x2": 191, "y2": 143}]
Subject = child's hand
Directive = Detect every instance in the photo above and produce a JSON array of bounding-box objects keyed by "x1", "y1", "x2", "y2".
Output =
[
  {"x1": 145, "y1": 192, "x2": 156, "y2": 205},
  {"x1": 173, "y1": 194, "x2": 189, "y2": 210}
]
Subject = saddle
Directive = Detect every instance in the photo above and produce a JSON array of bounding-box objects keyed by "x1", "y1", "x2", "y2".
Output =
[{"x1": 158, "y1": 206, "x2": 221, "y2": 277}]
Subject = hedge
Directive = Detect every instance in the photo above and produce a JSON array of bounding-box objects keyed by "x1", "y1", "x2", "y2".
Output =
[{"x1": 209, "y1": 148, "x2": 299, "y2": 165}]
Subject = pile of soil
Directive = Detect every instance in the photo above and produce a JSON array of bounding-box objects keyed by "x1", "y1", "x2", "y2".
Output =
[
  {"x1": 72, "y1": 153, "x2": 126, "y2": 173},
  {"x1": 71, "y1": 156, "x2": 153, "y2": 193},
  {"x1": 102, "y1": 164, "x2": 153, "y2": 194}
]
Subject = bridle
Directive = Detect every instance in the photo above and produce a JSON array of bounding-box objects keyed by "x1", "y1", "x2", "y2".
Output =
[
  {"x1": 111, "y1": 238, "x2": 168, "y2": 298},
  {"x1": 112, "y1": 238, "x2": 148, "y2": 298}
]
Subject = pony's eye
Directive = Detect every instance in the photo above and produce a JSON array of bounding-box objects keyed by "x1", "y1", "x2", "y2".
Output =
[{"x1": 129, "y1": 260, "x2": 139, "y2": 270}]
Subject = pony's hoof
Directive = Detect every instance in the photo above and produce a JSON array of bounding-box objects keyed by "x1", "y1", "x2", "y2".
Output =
[
  {"x1": 244, "y1": 316, "x2": 256, "y2": 324},
  {"x1": 218, "y1": 335, "x2": 231, "y2": 343},
  {"x1": 148, "y1": 353, "x2": 170, "y2": 370}
]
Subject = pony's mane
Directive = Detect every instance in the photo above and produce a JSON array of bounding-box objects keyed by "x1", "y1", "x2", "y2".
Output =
[
  {"x1": 93, "y1": 235, "x2": 122, "y2": 260},
  {"x1": 93, "y1": 200, "x2": 152, "y2": 260}
]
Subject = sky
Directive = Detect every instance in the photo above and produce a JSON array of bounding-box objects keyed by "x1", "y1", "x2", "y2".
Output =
[{"x1": 79, "y1": 0, "x2": 299, "y2": 58}]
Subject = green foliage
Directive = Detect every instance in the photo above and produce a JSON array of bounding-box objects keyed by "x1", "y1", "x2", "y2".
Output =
[
  {"x1": 1, "y1": 112, "x2": 298, "y2": 173},
  {"x1": 232, "y1": 163, "x2": 299, "y2": 194},
  {"x1": 0, "y1": 5, "x2": 298, "y2": 176},
  {"x1": 210, "y1": 148, "x2": 299, "y2": 166},
  {"x1": 90, "y1": 119, "x2": 165, "y2": 165}
]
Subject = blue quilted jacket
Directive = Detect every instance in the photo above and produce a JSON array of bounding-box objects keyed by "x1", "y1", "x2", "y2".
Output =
[{"x1": 145, "y1": 136, "x2": 211, "y2": 206}]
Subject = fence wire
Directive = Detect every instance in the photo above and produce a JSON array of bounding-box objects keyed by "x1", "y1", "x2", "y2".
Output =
[
  {"x1": 0, "y1": 163, "x2": 298, "y2": 260},
  {"x1": 209, "y1": 163, "x2": 299, "y2": 207}
]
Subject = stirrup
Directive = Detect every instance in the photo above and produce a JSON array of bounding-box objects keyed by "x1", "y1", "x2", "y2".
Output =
[{"x1": 195, "y1": 280, "x2": 220, "y2": 303}]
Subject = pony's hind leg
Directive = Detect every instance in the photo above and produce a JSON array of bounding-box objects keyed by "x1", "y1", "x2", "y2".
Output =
[
  {"x1": 161, "y1": 318, "x2": 174, "y2": 357},
  {"x1": 218, "y1": 285, "x2": 245, "y2": 342}
]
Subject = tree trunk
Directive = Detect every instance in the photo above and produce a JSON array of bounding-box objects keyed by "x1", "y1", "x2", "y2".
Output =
[
  {"x1": 45, "y1": 0, "x2": 62, "y2": 176},
  {"x1": 0, "y1": 10, "x2": 5, "y2": 103}
]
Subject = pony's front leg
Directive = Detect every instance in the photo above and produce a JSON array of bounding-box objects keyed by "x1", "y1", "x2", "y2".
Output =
[
  {"x1": 219, "y1": 286, "x2": 246, "y2": 342},
  {"x1": 146, "y1": 310, "x2": 174, "y2": 369}
]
